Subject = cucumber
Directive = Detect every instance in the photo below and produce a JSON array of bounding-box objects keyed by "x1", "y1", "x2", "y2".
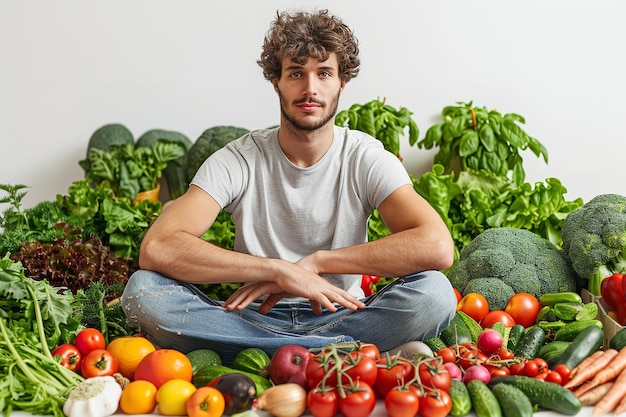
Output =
[
  {"x1": 551, "y1": 324, "x2": 603, "y2": 371},
  {"x1": 467, "y1": 379, "x2": 501, "y2": 417},
  {"x1": 539, "y1": 292, "x2": 582, "y2": 306},
  {"x1": 457, "y1": 310, "x2": 484, "y2": 343},
  {"x1": 553, "y1": 319, "x2": 603, "y2": 342},
  {"x1": 538, "y1": 341, "x2": 570, "y2": 363},
  {"x1": 506, "y1": 324, "x2": 525, "y2": 352},
  {"x1": 192, "y1": 364, "x2": 273, "y2": 395},
  {"x1": 449, "y1": 379, "x2": 472, "y2": 417},
  {"x1": 513, "y1": 327, "x2": 545, "y2": 359},
  {"x1": 489, "y1": 375, "x2": 582, "y2": 415},
  {"x1": 439, "y1": 312, "x2": 473, "y2": 347},
  {"x1": 552, "y1": 302, "x2": 585, "y2": 321},
  {"x1": 491, "y1": 382, "x2": 534, "y2": 417},
  {"x1": 424, "y1": 336, "x2": 448, "y2": 352},
  {"x1": 609, "y1": 327, "x2": 626, "y2": 351},
  {"x1": 232, "y1": 347, "x2": 271, "y2": 377}
]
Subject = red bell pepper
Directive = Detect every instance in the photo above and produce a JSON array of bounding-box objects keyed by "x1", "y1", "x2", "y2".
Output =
[
  {"x1": 360, "y1": 274, "x2": 381, "y2": 296},
  {"x1": 601, "y1": 273, "x2": 626, "y2": 325}
]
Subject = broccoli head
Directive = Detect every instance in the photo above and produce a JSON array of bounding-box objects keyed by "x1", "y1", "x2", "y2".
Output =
[
  {"x1": 447, "y1": 227, "x2": 578, "y2": 310},
  {"x1": 561, "y1": 193, "x2": 626, "y2": 295}
]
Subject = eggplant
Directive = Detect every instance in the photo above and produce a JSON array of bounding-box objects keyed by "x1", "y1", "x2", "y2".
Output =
[{"x1": 209, "y1": 373, "x2": 257, "y2": 415}]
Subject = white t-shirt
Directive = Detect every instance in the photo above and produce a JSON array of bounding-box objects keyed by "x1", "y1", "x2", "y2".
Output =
[{"x1": 191, "y1": 126, "x2": 411, "y2": 297}]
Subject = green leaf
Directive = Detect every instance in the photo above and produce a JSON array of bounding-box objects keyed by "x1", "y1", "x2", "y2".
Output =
[
  {"x1": 458, "y1": 130, "x2": 479, "y2": 157},
  {"x1": 478, "y1": 124, "x2": 496, "y2": 152}
]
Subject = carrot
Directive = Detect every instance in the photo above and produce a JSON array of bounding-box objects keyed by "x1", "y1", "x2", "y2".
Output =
[
  {"x1": 564, "y1": 348, "x2": 618, "y2": 390},
  {"x1": 613, "y1": 387, "x2": 626, "y2": 415},
  {"x1": 578, "y1": 381, "x2": 613, "y2": 406},
  {"x1": 592, "y1": 367, "x2": 626, "y2": 416},
  {"x1": 569, "y1": 349, "x2": 605, "y2": 379}
]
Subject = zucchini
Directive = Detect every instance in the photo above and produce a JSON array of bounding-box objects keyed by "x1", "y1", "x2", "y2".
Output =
[
  {"x1": 609, "y1": 327, "x2": 626, "y2": 351},
  {"x1": 506, "y1": 324, "x2": 525, "y2": 352},
  {"x1": 449, "y1": 379, "x2": 472, "y2": 417},
  {"x1": 513, "y1": 327, "x2": 545, "y2": 359},
  {"x1": 539, "y1": 292, "x2": 582, "y2": 306},
  {"x1": 467, "y1": 379, "x2": 501, "y2": 417},
  {"x1": 232, "y1": 347, "x2": 271, "y2": 378},
  {"x1": 192, "y1": 365, "x2": 273, "y2": 395},
  {"x1": 553, "y1": 319, "x2": 603, "y2": 342},
  {"x1": 439, "y1": 312, "x2": 473, "y2": 347},
  {"x1": 491, "y1": 382, "x2": 534, "y2": 417},
  {"x1": 551, "y1": 324, "x2": 603, "y2": 370},
  {"x1": 489, "y1": 375, "x2": 582, "y2": 415}
]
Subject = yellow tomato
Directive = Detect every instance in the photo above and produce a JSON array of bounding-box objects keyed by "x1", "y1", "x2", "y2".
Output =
[
  {"x1": 106, "y1": 335, "x2": 156, "y2": 379},
  {"x1": 156, "y1": 379, "x2": 197, "y2": 416},
  {"x1": 119, "y1": 380, "x2": 157, "y2": 414}
]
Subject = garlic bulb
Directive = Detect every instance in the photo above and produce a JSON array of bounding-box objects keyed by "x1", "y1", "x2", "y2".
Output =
[
  {"x1": 255, "y1": 383, "x2": 307, "y2": 417},
  {"x1": 63, "y1": 375, "x2": 122, "y2": 417}
]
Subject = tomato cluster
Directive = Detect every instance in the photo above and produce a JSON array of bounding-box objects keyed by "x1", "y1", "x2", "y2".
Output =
[
  {"x1": 455, "y1": 291, "x2": 542, "y2": 329},
  {"x1": 305, "y1": 343, "x2": 453, "y2": 417},
  {"x1": 508, "y1": 357, "x2": 571, "y2": 385},
  {"x1": 51, "y1": 327, "x2": 118, "y2": 378}
]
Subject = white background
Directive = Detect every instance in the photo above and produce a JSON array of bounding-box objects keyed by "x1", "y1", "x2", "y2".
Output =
[{"x1": 1, "y1": 0, "x2": 625, "y2": 208}]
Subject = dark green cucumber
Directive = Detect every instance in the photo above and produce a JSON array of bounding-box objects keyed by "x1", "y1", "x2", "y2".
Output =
[
  {"x1": 467, "y1": 379, "x2": 501, "y2": 417},
  {"x1": 489, "y1": 375, "x2": 582, "y2": 415},
  {"x1": 609, "y1": 327, "x2": 626, "y2": 351},
  {"x1": 513, "y1": 327, "x2": 545, "y2": 359},
  {"x1": 449, "y1": 379, "x2": 472, "y2": 417},
  {"x1": 491, "y1": 382, "x2": 534, "y2": 417},
  {"x1": 539, "y1": 292, "x2": 582, "y2": 306},
  {"x1": 553, "y1": 319, "x2": 603, "y2": 342},
  {"x1": 506, "y1": 324, "x2": 525, "y2": 352},
  {"x1": 439, "y1": 312, "x2": 473, "y2": 346},
  {"x1": 551, "y1": 324, "x2": 603, "y2": 371},
  {"x1": 538, "y1": 341, "x2": 570, "y2": 363},
  {"x1": 424, "y1": 336, "x2": 448, "y2": 352},
  {"x1": 192, "y1": 365, "x2": 273, "y2": 395}
]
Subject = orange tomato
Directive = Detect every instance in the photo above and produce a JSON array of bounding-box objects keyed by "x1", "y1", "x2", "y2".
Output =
[
  {"x1": 504, "y1": 293, "x2": 541, "y2": 328},
  {"x1": 453, "y1": 288, "x2": 463, "y2": 304},
  {"x1": 106, "y1": 335, "x2": 156, "y2": 379},
  {"x1": 134, "y1": 349, "x2": 193, "y2": 389},
  {"x1": 480, "y1": 310, "x2": 516, "y2": 328},
  {"x1": 457, "y1": 292, "x2": 490, "y2": 323},
  {"x1": 186, "y1": 386, "x2": 225, "y2": 417},
  {"x1": 156, "y1": 379, "x2": 197, "y2": 416},
  {"x1": 119, "y1": 380, "x2": 158, "y2": 414}
]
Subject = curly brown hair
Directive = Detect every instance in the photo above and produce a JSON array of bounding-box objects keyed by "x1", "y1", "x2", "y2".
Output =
[{"x1": 257, "y1": 9, "x2": 360, "y2": 82}]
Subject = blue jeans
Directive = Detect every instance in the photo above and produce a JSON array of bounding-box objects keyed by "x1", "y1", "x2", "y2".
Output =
[{"x1": 121, "y1": 270, "x2": 456, "y2": 364}]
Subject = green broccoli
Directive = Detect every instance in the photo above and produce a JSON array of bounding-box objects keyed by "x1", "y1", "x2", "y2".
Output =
[
  {"x1": 561, "y1": 193, "x2": 626, "y2": 295},
  {"x1": 447, "y1": 227, "x2": 579, "y2": 310}
]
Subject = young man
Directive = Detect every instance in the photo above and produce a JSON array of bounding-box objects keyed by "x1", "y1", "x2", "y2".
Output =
[{"x1": 121, "y1": 9, "x2": 457, "y2": 363}]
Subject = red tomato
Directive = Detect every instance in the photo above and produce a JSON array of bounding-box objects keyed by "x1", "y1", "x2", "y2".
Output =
[
  {"x1": 544, "y1": 370, "x2": 563, "y2": 385},
  {"x1": 419, "y1": 389, "x2": 452, "y2": 417},
  {"x1": 356, "y1": 343, "x2": 381, "y2": 362},
  {"x1": 453, "y1": 288, "x2": 463, "y2": 304},
  {"x1": 307, "y1": 388, "x2": 339, "y2": 417},
  {"x1": 385, "y1": 386, "x2": 420, "y2": 417},
  {"x1": 456, "y1": 343, "x2": 479, "y2": 369},
  {"x1": 508, "y1": 362, "x2": 526, "y2": 376},
  {"x1": 553, "y1": 364, "x2": 571, "y2": 384},
  {"x1": 338, "y1": 381, "x2": 376, "y2": 417},
  {"x1": 306, "y1": 352, "x2": 338, "y2": 389},
  {"x1": 480, "y1": 310, "x2": 516, "y2": 328},
  {"x1": 436, "y1": 347, "x2": 457, "y2": 363},
  {"x1": 342, "y1": 352, "x2": 378, "y2": 387},
  {"x1": 418, "y1": 360, "x2": 451, "y2": 392},
  {"x1": 51, "y1": 343, "x2": 82, "y2": 372},
  {"x1": 73, "y1": 328, "x2": 106, "y2": 356},
  {"x1": 374, "y1": 356, "x2": 415, "y2": 397},
  {"x1": 457, "y1": 293, "x2": 490, "y2": 323},
  {"x1": 81, "y1": 349, "x2": 119, "y2": 378},
  {"x1": 504, "y1": 293, "x2": 542, "y2": 328},
  {"x1": 495, "y1": 347, "x2": 515, "y2": 360}
]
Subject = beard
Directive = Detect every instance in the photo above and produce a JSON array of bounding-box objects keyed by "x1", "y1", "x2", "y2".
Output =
[{"x1": 277, "y1": 88, "x2": 341, "y2": 132}]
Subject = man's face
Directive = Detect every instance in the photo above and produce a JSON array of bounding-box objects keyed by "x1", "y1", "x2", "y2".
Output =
[{"x1": 273, "y1": 53, "x2": 345, "y2": 132}]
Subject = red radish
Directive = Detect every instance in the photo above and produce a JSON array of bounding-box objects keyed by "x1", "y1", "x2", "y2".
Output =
[
  {"x1": 463, "y1": 364, "x2": 491, "y2": 384},
  {"x1": 443, "y1": 362, "x2": 462, "y2": 380},
  {"x1": 477, "y1": 329, "x2": 503, "y2": 355}
]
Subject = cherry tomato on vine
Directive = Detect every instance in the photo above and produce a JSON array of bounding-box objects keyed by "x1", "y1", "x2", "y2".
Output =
[
  {"x1": 342, "y1": 351, "x2": 378, "y2": 387},
  {"x1": 73, "y1": 328, "x2": 106, "y2": 356},
  {"x1": 375, "y1": 356, "x2": 415, "y2": 397},
  {"x1": 544, "y1": 370, "x2": 563, "y2": 385},
  {"x1": 51, "y1": 343, "x2": 82, "y2": 372},
  {"x1": 495, "y1": 347, "x2": 515, "y2": 360},
  {"x1": 81, "y1": 349, "x2": 119, "y2": 378},
  {"x1": 356, "y1": 343, "x2": 380, "y2": 362},
  {"x1": 553, "y1": 364, "x2": 571, "y2": 384},
  {"x1": 418, "y1": 360, "x2": 451, "y2": 392},
  {"x1": 436, "y1": 347, "x2": 456, "y2": 363},
  {"x1": 306, "y1": 352, "x2": 337, "y2": 389},
  {"x1": 419, "y1": 389, "x2": 452, "y2": 417},
  {"x1": 338, "y1": 381, "x2": 376, "y2": 417},
  {"x1": 385, "y1": 386, "x2": 420, "y2": 417},
  {"x1": 307, "y1": 388, "x2": 339, "y2": 417}
]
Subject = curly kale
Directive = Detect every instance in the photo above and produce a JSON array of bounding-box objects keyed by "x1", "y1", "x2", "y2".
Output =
[
  {"x1": 447, "y1": 227, "x2": 580, "y2": 310},
  {"x1": 561, "y1": 193, "x2": 626, "y2": 295}
]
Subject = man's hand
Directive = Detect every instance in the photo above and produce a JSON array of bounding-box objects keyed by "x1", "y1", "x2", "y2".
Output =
[{"x1": 223, "y1": 270, "x2": 364, "y2": 315}]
